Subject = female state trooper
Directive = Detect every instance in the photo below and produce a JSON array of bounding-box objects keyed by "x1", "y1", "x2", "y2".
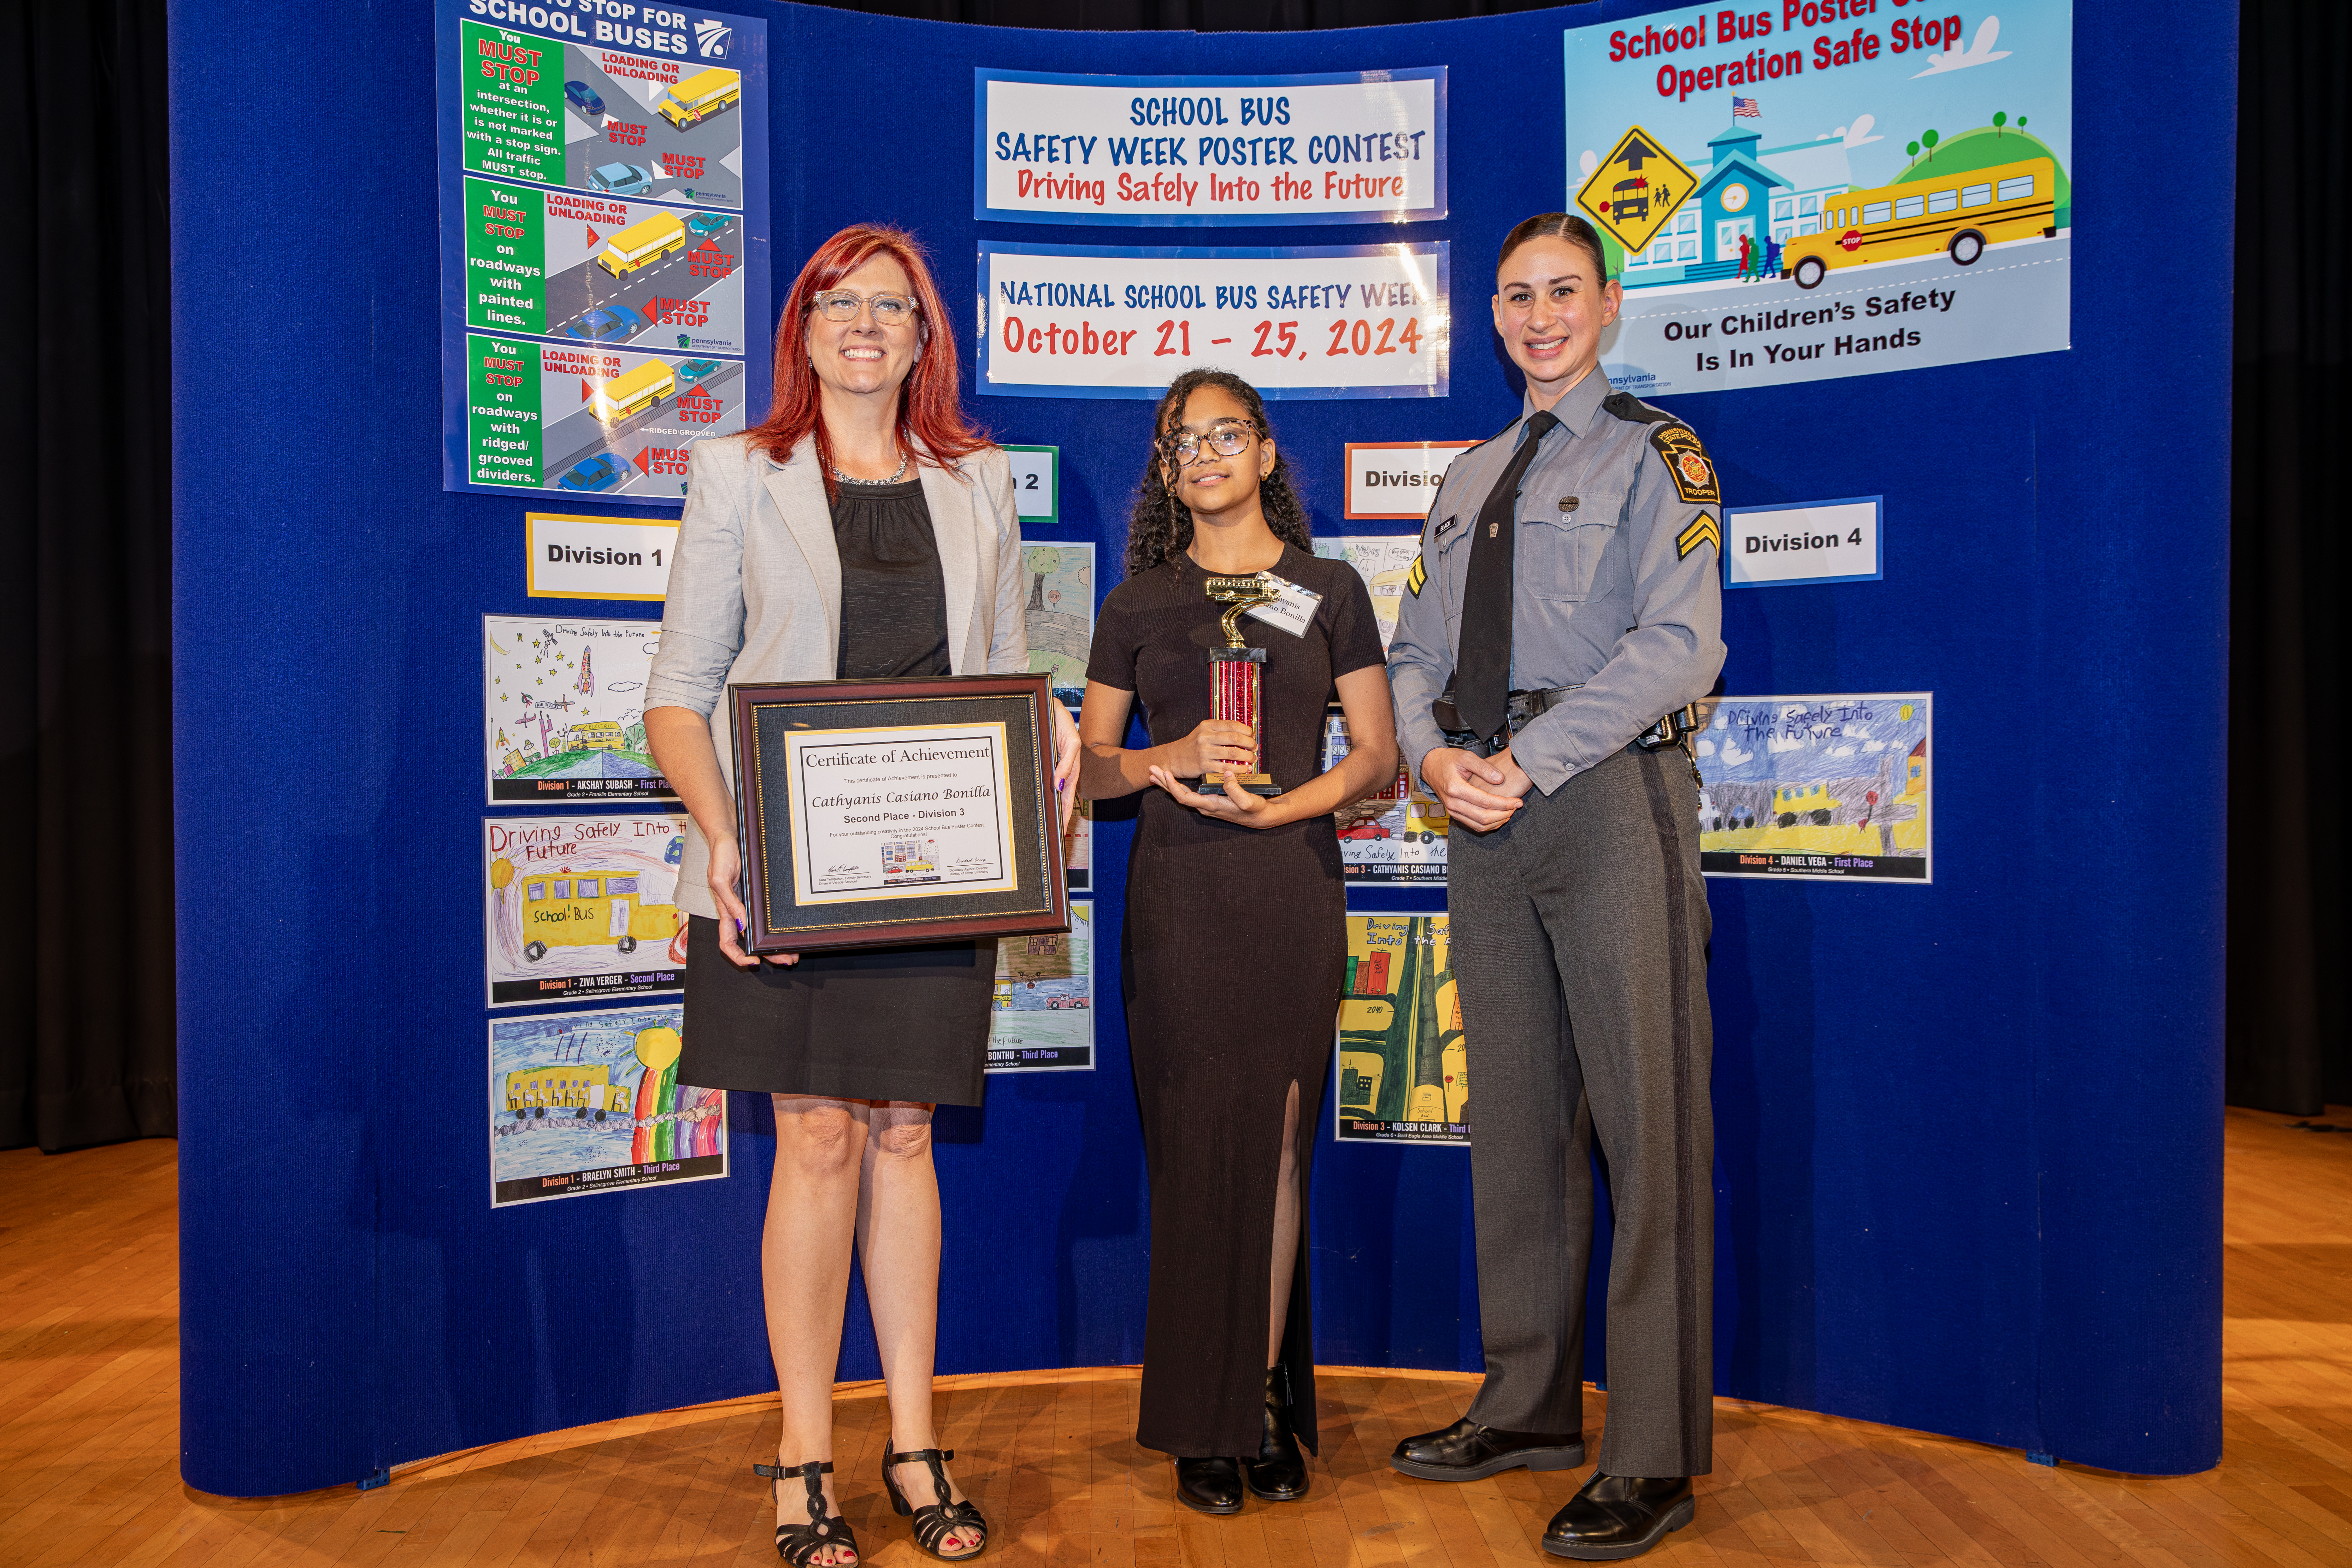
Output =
[{"x1": 1383, "y1": 212, "x2": 1726, "y2": 1561}]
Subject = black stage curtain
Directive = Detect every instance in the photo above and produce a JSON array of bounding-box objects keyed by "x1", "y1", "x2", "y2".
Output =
[
  {"x1": 2227, "y1": 0, "x2": 2348, "y2": 1115},
  {"x1": 1, "y1": 0, "x2": 178, "y2": 1153}
]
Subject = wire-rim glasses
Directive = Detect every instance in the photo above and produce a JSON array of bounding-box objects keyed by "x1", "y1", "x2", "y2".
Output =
[
  {"x1": 810, "y1": 290, "x2": 916, "y2": 325},
  {"x1": 1162, "y1": 419, "x2": 1258, "y2": 466}
]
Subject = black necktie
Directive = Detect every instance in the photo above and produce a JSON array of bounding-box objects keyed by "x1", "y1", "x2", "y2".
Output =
[{"x1": 1454, "y1": 410, "x2": 1558, "y2": 742}]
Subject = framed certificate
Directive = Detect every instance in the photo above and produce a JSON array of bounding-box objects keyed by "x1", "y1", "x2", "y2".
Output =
[{"x1": 728, "y1": 674, "x2": 1069, "y2": 954}]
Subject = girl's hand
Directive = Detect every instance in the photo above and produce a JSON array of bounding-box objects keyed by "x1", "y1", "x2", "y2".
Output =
[
  {"x1": 706, "y1": 832, "x2": 797, "y2": 968},
  {"x1": 1050, "y1": 698, "x2": 1081, "y2": 833},
  {"x1": 1149, "y1": 764, "x2": 1287, "y2": 829},
  {"x1": 1165, "y1": 719, "x2": 1258, "y2": 780}
]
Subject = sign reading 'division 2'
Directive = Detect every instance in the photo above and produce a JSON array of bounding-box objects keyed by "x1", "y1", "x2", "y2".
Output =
[
  {"x1": 1563, "y1": 0, "x2": 2072, "y2": 396},
  {"x1": 978, "y1": 242, "x2": 1449, "y2": 400},
  {"x1": 976, "y1": 69, "x2": 1446, "y2": 227}
]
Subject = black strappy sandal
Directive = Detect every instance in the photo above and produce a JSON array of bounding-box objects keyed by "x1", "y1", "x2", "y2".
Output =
[
  {"x1": 753, "y1": 1459, "x2": 860, "y2": 1566},
  {"x1": 880, "y1": 1444, "x2": 989, "y2": 1561}
]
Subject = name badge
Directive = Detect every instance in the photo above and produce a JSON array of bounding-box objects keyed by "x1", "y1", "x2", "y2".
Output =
[{"x1": 1243, "y1": 571, "x2": 1321, "y2": 638}]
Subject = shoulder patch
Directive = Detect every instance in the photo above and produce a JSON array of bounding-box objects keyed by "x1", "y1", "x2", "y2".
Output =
[
  {"x1": 1676, "y1": 510, "x2": 1721, "y2": 560},
  {"x1": 1406, "y1": 553, "x2": 1428, "y2": 596},
  {"x1": 1601, "y1": 389, "x2": 1673, "y2": 425},
  {"x1": 1649, "y1": 424, "x2": 1720, "y2": 505}
]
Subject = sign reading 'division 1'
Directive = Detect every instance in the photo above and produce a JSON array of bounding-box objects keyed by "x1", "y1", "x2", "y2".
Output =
[
  {"x1": 978, "y1": 242, "x2": 1448, "y2": 400},
  {"x1": 435, "y1": 0, "x2": 771, "y2": 505},
  {"x1": 976, "y1": 69, "x2": 1446, "y2": 227},
  {"x1": 1563, "y1": 0, "x2": 2071, "y2": 396}
]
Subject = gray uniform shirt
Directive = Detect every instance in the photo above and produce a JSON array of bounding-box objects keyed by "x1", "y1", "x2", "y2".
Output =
[{"x1": 1388, "y1": 370, "x2": 1727, "y2": 796}]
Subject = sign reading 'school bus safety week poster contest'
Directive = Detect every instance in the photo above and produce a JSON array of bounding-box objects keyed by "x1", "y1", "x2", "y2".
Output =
[
  {"x1": 975, "y1": 69, "x2": 1445, "y2": 226},
  {"x1": 1692, "y1": 694, "x2": 1932, "y2": 880},
  {"x1": 1338, "y1": 914, "x2": 1467, "y2": 1144},
  {"x1": 1563, "y1": 0, "x2": 2070, "y2": 395},
  {"x1": 489, "y1": 1004, "x2": 727, "y2": 1207},
  {"x1": 484, "y1": 813, "x2": 690, "y2": 1006},
  {"x1": 979, "y1": 243, "x2": 1448, "y2": 399},
  {"x1": 435, "y1": 0, "x2": 770, "y2": 503}
]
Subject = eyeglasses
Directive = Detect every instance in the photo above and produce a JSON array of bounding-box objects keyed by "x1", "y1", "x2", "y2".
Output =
[
  {"x1": 1161, "y1": 420, "x2": 1258, "y2": 465},
  {"x1": 810, "y1": 290, "x2": 916, "y2": 325}
]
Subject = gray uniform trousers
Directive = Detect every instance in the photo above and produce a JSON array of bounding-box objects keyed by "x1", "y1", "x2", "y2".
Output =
[{"x1": 1452, "y1": 743, "x2": 1715, "y2": 1478}]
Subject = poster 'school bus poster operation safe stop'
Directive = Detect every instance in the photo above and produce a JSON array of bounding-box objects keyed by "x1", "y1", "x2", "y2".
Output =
[
  {"x1": 1563, "y1": 0, "x2": 2071, "y2": 396},
  {"x1": 435, "y1": 0, "x2": 770, "y2": 503},
  {"x1": 488, "y1": 1003, "x2": 727, "y2": 1206},
  {"x1": 483, "y1": 614, "x2": 676, "y2": 804}
]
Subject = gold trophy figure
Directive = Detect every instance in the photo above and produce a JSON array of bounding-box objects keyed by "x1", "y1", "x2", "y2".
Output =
[{"x1": 1201, "y1": 574, "x2": 1281, "y2": 796}]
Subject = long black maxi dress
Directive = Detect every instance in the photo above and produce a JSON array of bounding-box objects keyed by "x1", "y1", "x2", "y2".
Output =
[
  {"x1": 679, "y1": 478, "x2": 997, "y2": 1108},
  {"x1": 1086, "y1": 544, "x2": 1386, "y2": 1458}
]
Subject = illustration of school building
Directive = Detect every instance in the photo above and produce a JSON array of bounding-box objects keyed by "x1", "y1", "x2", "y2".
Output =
[{"x1": 1622, "y1": 121, "x2": 1853, "y2": 285}]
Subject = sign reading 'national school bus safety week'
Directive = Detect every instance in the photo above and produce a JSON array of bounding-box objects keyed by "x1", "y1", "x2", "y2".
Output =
[
  {"x1": 1562, "y1": 0, "x2": 2073, "y2": 396},
  {"x1": 975, "y1": 68, "x2": 1447, "y2": 227},
  {"x1": 977, "y1": 242, "x2": 1449, "y2": 400}
]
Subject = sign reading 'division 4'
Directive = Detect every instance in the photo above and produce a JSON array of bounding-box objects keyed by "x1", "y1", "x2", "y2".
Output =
[{"x1": 977, "y1": 69, "x2": 1446, "y2": 227}]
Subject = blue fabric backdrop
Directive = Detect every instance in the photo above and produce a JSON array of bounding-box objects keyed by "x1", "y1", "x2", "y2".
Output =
[{"x1": 172, "y1": 0, "x2": 2230, "y2": 1498}]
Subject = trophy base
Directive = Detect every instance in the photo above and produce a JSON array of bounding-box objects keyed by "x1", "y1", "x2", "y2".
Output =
[{"x1": 1190, "y1": 773, "x2": 1281, "y2": 798}]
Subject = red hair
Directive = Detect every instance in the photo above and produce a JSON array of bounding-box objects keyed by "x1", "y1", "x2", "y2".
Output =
[{"x1": 747, "y1": 224, "x2": 990, "y2": 489}]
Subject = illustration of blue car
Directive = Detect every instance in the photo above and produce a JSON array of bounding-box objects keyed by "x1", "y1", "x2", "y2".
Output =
[
  {"x1": 676, "y1": 359, "x2": 723, "y2": 385},
  {"x1": 564, "y1": 303, "x2": 648, "y2": 342},
  {"x1": 589, "y1": 162, "x2": 652, "y2": 198},
  {"x1": 565, "y1": 81, "x2": 605, "y2": 117},
  {"x1": 685, "y1": 212, "x2": 728, "y2": 237},
  {"x1": 557, "y1": 454, "x2": 626, "y2": 493}
]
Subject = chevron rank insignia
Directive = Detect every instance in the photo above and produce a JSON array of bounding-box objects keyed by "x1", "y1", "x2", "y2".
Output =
[
  {"x1": 1650, "y1": 424, "x2": 1720, "y2": 504},
  {"x1": 1406, "y1": 553, "x2": 1428, "y2": 596},
  {"x1": 1677, "y1": 510, "x2": 1721, "y2": 560}
]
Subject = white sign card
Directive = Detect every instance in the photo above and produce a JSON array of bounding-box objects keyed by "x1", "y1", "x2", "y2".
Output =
[
  {"x1": 526, "y1": 513, "x2": 680, "y2": 600},
  {"x1": 977, "y1": 241, "x2": 1449, "y2": 400},
  {"x1": 1723, "y1": 496, "x2": 1882, "y2": 589},
  {"x1": 1343, "y1": 440, "x2": 1479, "y2": 520},
  {"x1": 976, "y1": 68, "x2": 1446, "y2": 227},
  {"x1": 1005, "y1": 445, "x2": 1059, "y2": 522}
]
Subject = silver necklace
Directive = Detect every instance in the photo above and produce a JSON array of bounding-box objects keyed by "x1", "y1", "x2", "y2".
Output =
[{"x1": 832, "y1": 454, "x2": 909, "y2": 484}]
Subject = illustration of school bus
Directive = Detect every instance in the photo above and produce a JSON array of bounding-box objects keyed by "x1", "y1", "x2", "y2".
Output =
[
  {"x1": 563, "y1": 720, "x2": 627, "y2": 752},
  {"x1": 515, "y1": 865, "x2": 680, "y2": 962},
  {"x1": 591, "y1": 360, "x2": 675, "y2": 423},
  {"x1": 596, "y1": 211, "x2": 687, "y2": 278},
  {"x1": 656, "y1": 67, "x2": 741, "y2": 130},
  {"x1": 504, "y1": 1063, "x2": 633, "y2": 1120},
  {"x1": 1782, "y1": 155, "x2": 2057, "y2": 290},
  {"x1": 1772, "y1": 781, "x2": 1841, "y2": 828}
]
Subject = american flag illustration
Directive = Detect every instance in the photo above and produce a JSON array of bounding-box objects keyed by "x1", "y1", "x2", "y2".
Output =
[{"x1": 1733, "y1": 95, "x2": 1761, "y2": 117}]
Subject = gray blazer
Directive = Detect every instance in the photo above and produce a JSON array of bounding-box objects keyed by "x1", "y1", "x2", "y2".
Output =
[{"x1": 644, "y1": 431, "x2": 1028, "y2": 920}]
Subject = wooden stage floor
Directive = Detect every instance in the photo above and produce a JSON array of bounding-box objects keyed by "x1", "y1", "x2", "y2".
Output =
[{"x1": 3, "y1": 1106, "x2": 2347, "y2": 1567}]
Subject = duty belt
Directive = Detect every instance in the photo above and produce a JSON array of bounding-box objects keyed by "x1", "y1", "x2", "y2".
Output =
[{"x1": 1435, "y1": 686, "x2": 1704, "y2": 783}]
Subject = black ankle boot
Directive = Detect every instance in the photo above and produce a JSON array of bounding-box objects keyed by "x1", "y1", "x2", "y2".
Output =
[
  {"x1": 1174, "y1": 1455, "x2": 1244, "y2": 1515},
  {"x1": 1242, "y1": 1364, "x2": 1309, "y2": 1502}
]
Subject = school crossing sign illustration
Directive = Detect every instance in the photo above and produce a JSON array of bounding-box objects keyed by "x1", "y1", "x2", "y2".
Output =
[{"x1": 1575, "y1": 126, "x2": 1696, "y2": 256}]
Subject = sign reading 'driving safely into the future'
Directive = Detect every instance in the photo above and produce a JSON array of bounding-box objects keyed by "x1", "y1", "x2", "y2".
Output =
[
  {"x1": 1563, "y1": 0, "x2": 2073, "y2": 396},
  {"x1": 975, "y1": 69, "x2": 1446, "y2": 227},
  {"x1": 436, "y1": 0, "x2": 770, "y2": 505},
  {"x1": 977, "y1": 243, "x2": 1449, "y2": 400}
]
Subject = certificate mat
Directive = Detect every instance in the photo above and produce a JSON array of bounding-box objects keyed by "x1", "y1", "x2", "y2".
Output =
[{"x1": 731, "y1": 677, "x2": 1067, "y2": 952}]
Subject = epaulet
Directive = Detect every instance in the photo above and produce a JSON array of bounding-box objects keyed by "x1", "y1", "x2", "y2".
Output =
[{"x1": 1601, "y1": 390, "x2": 1675, "y2": 425}]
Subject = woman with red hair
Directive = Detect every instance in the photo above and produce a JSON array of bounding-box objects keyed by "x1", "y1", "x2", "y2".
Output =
[{"x1": 647, "y1": 224, "x2": 1078, "y2": 1566}]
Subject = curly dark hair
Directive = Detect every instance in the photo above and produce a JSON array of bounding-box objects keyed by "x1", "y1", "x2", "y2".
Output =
[{"x1": 1122, "y1": 368, "x2": 1313, "y2": 577}]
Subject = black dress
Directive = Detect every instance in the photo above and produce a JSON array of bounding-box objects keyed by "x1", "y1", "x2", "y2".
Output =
[
  {"x1": 678, "y1": 478, "x2": 996, "y2": 1107},
  {"x1": 1086, "y1": 545, "x2": 1386, "y2": 1458}
]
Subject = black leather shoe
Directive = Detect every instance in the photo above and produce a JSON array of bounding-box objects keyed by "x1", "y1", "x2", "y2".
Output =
[
  {"x1": 1174, "y1": 1456, "x2": 1245, "y2": 1516},
  {"x1": 1242, "y1": 1366, "x2": 1309, "y2": 1502},
  {"x1": 1389, "y1": 1416, "x2": 1586, "y2": 1481},
  {"x1": 1541, "y1": 1473, "x2": 1696, "y2": 1560}
]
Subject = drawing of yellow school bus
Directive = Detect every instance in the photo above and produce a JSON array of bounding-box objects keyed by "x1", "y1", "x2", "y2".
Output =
[{"x1": 495, "y1": 860, "x2": 680, "y2": 963}]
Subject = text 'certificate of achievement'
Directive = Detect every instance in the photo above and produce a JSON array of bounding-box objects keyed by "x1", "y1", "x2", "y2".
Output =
[
  {"x1": 785, "y1": 724, "x2": 1021, "y2": 904},
  {"x1": 730, "y1": 676, "x2": 1069, "y2": 954}
]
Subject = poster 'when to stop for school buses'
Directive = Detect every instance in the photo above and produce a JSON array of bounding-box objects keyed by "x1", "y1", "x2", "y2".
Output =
[
  {"x1": 1337, "y1": 914, "x2": 1467, "y2": 1145},
  {"x1": 436, "y1": 0, "x2": 770, "y2": 503},
  {"x1": 1563, "y1": 0, "x2": 2071, "y2": 396}
]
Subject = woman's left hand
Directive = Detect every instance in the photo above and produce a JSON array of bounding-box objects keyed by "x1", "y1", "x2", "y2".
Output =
[
  {"x1": 1148, "y1": 764, "x2": 1286, "y2": 828},
  {"x1": 1051, "y1": 699, "x2": 1081, "y2": 833}
]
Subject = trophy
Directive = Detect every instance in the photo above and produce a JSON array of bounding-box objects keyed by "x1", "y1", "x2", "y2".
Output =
[{"x1": 1200, "y1": 574, "x2": 1281, "y2": 796}]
